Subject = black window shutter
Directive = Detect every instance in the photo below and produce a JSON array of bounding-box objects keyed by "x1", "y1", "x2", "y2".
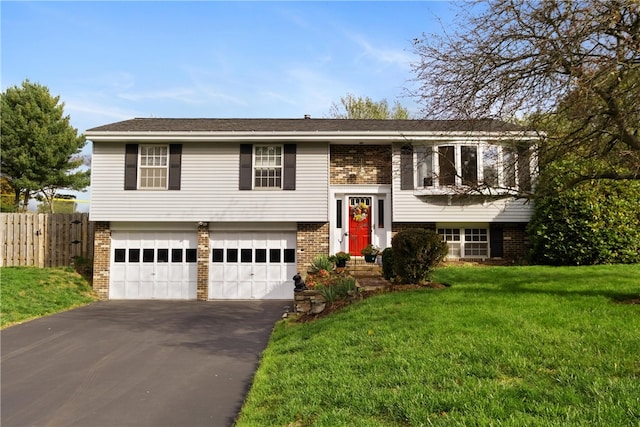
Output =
[
  {"x1": 168, "y1": 144, "x2": 182, "y2": 190},
  {"x1": 400, "y1": 145, "x2": 414, "y2": 190},
  {"x1": 239, "y1": 144, "x2": 253, "y2": 190},
  {"x1": 490, "y1": 225, "x2": 504, "y2": 258},
  {"x1": 283, "y1": 144, "x2": 296, "y2": 190},
  {"x1": 124, "y1": 144, "x2": 138, "y2": 190}
]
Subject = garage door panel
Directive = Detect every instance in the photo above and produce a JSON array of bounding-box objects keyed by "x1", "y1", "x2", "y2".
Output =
[
  {"x1": 110, "y1": 231, "x2": 197, "y2": 300},
  {"x1": 237, "y1": 281, "x2": 252, "y2": 299},
  {"x1": 154, "y1": 281, "x2": 169, "y2": 299},
  {"x1": 138, "y1": 281, "x2": 154, "y2": 299},
  {"x1": 209, "y1": 231, "x2": 295, "y2": 300},
  {"x1": 110, "y1": 281, "x2": 125, "y2": 299}
]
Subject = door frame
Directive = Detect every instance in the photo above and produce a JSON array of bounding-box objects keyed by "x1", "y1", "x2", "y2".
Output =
[{"x1": 329, "y1": 185, "x2": 392, "y2": 256}]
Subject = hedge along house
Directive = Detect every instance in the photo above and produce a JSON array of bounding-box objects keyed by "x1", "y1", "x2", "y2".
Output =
[{"x1": 86, "y1": 118, "x2": 538, "y2": 301}]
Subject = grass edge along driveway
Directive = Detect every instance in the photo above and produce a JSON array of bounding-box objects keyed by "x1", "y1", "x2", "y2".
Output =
[
  {"x1": 1, "y1": 266, "x2": 98, "y2": 329},
  {"x1": 236, "y1": 264, "x2": 640, "y2": 427}
]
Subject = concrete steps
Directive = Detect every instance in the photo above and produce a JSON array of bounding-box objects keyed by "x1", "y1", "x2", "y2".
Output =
[{"x1": 346, "y1": 259, "x2": 389, "y2": 292}]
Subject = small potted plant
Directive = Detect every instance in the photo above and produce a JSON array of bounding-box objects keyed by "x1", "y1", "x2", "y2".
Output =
[
  {"x1": 329, "y1": 251, "x2": 351, "y2": 268},
  {"x1": 361, "y1": 244, "x2": 380, "y2": 263}
]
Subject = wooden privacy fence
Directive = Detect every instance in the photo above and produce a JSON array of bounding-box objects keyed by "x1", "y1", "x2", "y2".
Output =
[{"x1": 0, "y1": 213, "x2": 95, "y2": 267}]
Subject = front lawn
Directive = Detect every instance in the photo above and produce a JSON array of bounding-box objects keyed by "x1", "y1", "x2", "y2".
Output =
[
  {"x1": 236, "y1": 264, "x2": 640, "y2": 426},
  {"x1": 1, "y1": 266, "x2": 98, "y2": 328}
]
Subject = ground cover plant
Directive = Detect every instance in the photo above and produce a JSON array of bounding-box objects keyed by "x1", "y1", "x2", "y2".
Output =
[
  {"x1": 236, "y1": 265, "x2": 640, "y2": 426},
  {"x1": 1, "y1": 266, "x2": 98, "y2": 328}
]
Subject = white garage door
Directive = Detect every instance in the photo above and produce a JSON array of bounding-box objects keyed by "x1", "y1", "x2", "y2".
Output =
[
  {"x1": 110, "y1": 231, "x2": 198, "y2": 300},
  {"x1": 209, "y1": 231, "x2": 296, "y2": 300}
]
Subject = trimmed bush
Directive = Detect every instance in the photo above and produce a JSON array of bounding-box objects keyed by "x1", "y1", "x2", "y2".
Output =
[
  {"x1": 391, "y1": 228, "x2": 448, "y2": 284},
  {"x1": 381, "y1": 247, "x2": 395, "y2": 280},
  {"x1": 528, "y1": 179, "x2": 640, "y2": 265}
]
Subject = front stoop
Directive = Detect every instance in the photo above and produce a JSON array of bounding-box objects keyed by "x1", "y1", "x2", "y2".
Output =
[{"x1": 348, "y1": 262, "x2": 390, "y2": 292}]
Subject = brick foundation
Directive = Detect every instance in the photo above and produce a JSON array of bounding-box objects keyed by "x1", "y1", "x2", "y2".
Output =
[
  {"x1": 296, "y1": 222, "x2": 330, "y2": 274},
  {"x1": 92, "y1": 221, "x2": 111, "y2": 299},
  {"x1": 503, "y1": 223, "x2": 528, "y2": 261},
  {"x1": 391, "y1": 221, "x2": 528, "y2": 261},
  {"x1": 196, "y1": 223, "x2": 210, "y2": 300},
  {"x1": 330, "y1": 145, "x2": 391, "y2": 185}
]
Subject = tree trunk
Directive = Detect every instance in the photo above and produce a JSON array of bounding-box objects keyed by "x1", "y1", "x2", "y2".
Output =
[{"x1": 21, "y1": 190, "x2": 30, "y2": 212}]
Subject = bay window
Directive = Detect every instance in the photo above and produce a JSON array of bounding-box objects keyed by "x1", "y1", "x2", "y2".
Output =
[
  {"x1": 413, "y1": 143, "x2": 532, "y2": 192},
  {"x1": 416, "y1": 146, "x2": 433, "y2": 187},
  {"x1": 461, "y1": 146, "x2": 478, "y2": 186}
]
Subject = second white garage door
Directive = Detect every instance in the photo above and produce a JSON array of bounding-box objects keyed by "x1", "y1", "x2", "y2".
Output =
[{"x1": 209, "y1": 231, "x2": 296, "y2": 299}]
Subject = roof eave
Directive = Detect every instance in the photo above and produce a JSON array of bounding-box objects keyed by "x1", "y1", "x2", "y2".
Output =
[{"x1": 85, "y1": 130, "x2": 540, "y2": 142}]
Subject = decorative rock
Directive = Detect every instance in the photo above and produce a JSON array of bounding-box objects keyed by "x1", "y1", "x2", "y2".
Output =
[
  {"x1": 295, "y1": 302, "x2": 311, "y2": 313},
  {"x1": 310, "y1": 302, "x2": 326, "y2": 314}
]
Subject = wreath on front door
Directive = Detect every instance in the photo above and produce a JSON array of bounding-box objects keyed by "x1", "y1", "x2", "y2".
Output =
[{"x1": 351, "y1": 202, "x2": 369, "y2": 222}]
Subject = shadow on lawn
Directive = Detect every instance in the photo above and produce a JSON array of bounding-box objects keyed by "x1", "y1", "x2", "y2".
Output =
[
  {"x1": 462, "y1": 274, "x2": 639, "y2": 304},
  {"x1": 438, "y1": 267, "x2": 640, "y2": 304},
  {"x1": 496, "y1": 281, "x2": 640, "y2": 304}
]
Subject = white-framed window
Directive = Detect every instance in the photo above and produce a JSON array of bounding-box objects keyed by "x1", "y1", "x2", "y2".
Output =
[
  {"x1": 464, "y1": 228, "x2": 488, "y2": 257},
  {"x1": 438, "y1": 228, "x2": 461, "y2": 257},
  {"x1": 139, "y1": 145, "x2": 168, "y2": 189},
  {"x1": 438, "y1": 227, "x2": 489, "y2": 258},
  {"x1": 254, "y1": 145, "x2": 282, "y2": 189},
  {"x1": 415, "y1": 143, "x2": 531, "y2": 191}
]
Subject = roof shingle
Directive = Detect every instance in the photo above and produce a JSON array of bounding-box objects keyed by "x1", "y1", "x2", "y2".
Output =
[{"x1": 86, "y1": 118, "x2": 526, "y2": 133}]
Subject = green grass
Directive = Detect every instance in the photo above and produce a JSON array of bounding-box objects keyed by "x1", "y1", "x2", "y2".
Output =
[
  {"x1": 1, "y1": 266, "x2": 98, "y2": 328},
  {"x1": 236, "y1": 265, "x2": 640, "y2": 426}
]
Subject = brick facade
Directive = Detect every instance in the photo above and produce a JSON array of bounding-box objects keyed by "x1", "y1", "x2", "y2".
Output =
[
  {"x1": 196, "y1": 223, "x2": 210, "y2": 301},
  {"x1": 503, "y1": 223, "x2": 529, "y2": 261},
  {"x1": 92, "y1": 221, "x2": 111, "y2": 299},
  {"x1": 330, "y1": 145, "x2": 391, "y2": 185},
  {"x1": 296, "y1": 222, "x2": 330, "y2": 273}
]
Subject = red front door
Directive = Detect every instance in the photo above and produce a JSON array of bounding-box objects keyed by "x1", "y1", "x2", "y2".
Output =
[{"x1": 348, "y1": 197, "x2": 371, "y2": 255}]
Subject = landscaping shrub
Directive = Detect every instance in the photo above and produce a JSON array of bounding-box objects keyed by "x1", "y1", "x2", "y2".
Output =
[
  {"x1": 529, "y1": 178, "x2": 640, "y2": 265},
  {"x1": 71, "y1": 256, "x2": 93, "y2": 282},
  {"x1": 335, "y1": 276, "x2": 356, "y2": 296},
  {"x1": 316, "y1": 276, "x2": 356, "y2": 304},
  {"x1": 317, "y1": 284, "x2": 339, "y2": 303},
  {"x1": 391, "y1": 228, "x2": 448, "y2": 284},
  {"x1": 308, "y1": 255, "x2": 333, "y2": 273},
  {"x1": 381, "y1": 247, "x2": 395, "y2": 280}
]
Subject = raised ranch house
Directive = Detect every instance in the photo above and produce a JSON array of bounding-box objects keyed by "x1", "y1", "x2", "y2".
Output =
[{"x1": 86, "y1": 118, "x2": 537, "y2": 301}]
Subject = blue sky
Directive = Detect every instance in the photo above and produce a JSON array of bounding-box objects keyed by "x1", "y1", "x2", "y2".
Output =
[{"x1": 2, "y1": 1, "x2": 458, "y2": 209}]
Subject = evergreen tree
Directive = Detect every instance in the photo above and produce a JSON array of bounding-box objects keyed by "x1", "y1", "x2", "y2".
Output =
[{"x1": 1, "y1": 80, "x2": 89, "y2": 212}]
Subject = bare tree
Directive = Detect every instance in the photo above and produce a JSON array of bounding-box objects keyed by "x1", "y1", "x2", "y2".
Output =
[
  {"x1": 412, "y1": 0, "x2": 639, "y2": 183},
  {"x1": 328, "y1": 93, "x2": 411, "y2": 119}
]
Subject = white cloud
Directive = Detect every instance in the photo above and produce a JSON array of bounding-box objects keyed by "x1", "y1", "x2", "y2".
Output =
[
  {"x1": 348, "y1": 32, "x2": 414, "y2": 68},
  {"x1": 117, "y1": 87, "x2": 200, "y2": 104},
  {"x1": 65, "y1": 99, "x2": 136, "y2": 122},
  {"x1": 259, "y1": 91, "x2": 297, "y2": 106}
]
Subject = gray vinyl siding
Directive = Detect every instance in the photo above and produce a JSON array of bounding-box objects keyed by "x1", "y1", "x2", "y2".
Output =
[
  {"x1": 392, "y1": 187, "x2": 534, "y2": 222},
  {"x1": 90, "y1": 142, "x2": 329, "y2": 222}
]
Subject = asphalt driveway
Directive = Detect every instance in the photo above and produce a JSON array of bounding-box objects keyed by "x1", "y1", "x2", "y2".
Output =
[{"x1": 1, "y1": 300, "x2": 287, "y2": 427}]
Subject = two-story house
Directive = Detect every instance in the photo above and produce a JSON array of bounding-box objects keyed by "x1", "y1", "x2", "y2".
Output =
[{"x1": 86, "y1": 118, "x2": 537, "y2": 301}]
